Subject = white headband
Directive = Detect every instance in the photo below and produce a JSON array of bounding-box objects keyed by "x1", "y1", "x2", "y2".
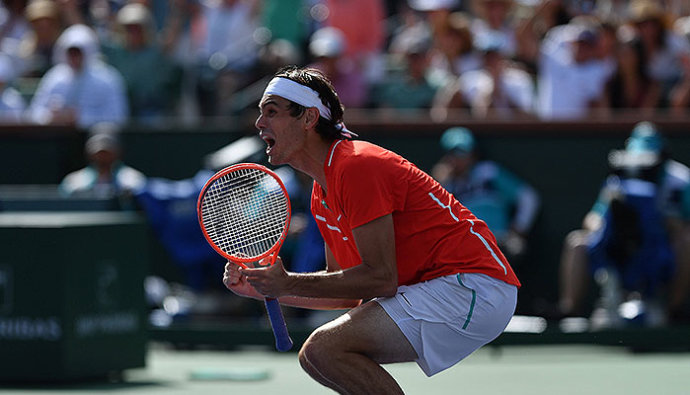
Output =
[
  {"x1": 262, "y1": 76, "x2": 357, "y2": 139},
  {"x1": 264, "y1": 77, "x2": 332, "y2": 120}
]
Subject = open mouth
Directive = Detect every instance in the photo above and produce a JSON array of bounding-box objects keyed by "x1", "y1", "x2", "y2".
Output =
[{"x1": 262, "y1": 136, "x2": 276, "y2": 154}]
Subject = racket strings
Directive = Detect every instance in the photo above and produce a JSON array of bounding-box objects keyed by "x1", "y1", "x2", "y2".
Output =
[{"x1": 200, "y1": 168, "x2": 289, "y2": 260}]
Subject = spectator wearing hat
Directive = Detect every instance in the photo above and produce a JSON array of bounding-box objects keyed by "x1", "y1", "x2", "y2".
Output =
[
  {"x1": 430, "y1": 126, "x2": 540, "y2": 264},
  {"x1": 308, "y1": 26, "x2": 368, "y2": 108},
  {"x1": 59, "y1": 125, "x2": 146, "y2": 202},
  {"x1": 535, "y1": 18, "x2": 615, "y2": 119},
  {"x1": 101, "y1": 3, "x2": 182, "y2": 124},
  {"x1": 558, "y1": 121, "x2": 690, "y2": 328},
  {"x1": 26, "y1": 24, "x2": 128, "y2": 128},
  {"x1": 616, "y1": 0, "x2": 690, "y2": 111},
  {"x1": 18, "y1": 0, "x2": 64, "y2": 79}
]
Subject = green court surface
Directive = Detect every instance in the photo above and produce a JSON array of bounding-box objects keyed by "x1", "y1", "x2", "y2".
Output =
[{"x1": 1, "y1": 344, "x2": 688, "y2": 395}]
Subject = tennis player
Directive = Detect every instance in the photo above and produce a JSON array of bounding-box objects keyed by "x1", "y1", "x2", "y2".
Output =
[{"x1": 223, "y1": 65, "x2": 520, "y2": 394}]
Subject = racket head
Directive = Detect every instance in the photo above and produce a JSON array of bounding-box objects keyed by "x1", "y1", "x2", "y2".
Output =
[{"x1": 197, "y1": 163, "x2": 291, "y2": 267}]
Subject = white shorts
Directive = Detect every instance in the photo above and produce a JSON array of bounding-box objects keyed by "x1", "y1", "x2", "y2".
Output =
[{"x1": 375, "y1": 273, "x2": 517, "y2": 376}]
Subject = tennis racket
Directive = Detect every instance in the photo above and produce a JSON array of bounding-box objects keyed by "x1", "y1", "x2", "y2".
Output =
[{"x1": 197, "y1": 163, "x2": 293, "y2": 352}]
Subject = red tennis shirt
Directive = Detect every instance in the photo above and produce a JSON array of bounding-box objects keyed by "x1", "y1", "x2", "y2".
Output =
[{"x1": 310, "y1": 140, "x2": 521, "y2": 287}]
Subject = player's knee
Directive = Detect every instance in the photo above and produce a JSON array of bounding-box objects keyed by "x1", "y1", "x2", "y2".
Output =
[{"x1": 299, "y1": 328, "x2": 335, "y2": 372}]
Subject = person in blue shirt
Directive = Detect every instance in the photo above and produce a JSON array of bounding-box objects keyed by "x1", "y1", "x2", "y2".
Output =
[
  {"x1": 559, "y1": 122, "x2": 690, "y2": 327},
  {"x1": 431, "y1": 126, "x2": 541, "y2": 264}
]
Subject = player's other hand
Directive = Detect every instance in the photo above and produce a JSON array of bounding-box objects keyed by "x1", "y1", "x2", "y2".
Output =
[
  {"x1": 223, "y1": 261, "x2": 262, "y2": 300},
  {"x1": 241, "y1": 256, "x2": 290, "y2": 298}
]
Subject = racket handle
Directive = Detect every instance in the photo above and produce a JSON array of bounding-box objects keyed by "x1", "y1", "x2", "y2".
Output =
[{"x1": 264, "y1": 297, "x2": 293, "y2": 352}]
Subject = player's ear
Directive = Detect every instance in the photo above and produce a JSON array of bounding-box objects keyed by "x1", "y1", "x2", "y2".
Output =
[{"x1": 303, "y1": 107, "x2": 319, "y2": 128}]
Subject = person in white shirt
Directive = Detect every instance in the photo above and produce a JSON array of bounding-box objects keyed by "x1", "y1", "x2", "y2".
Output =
[
  {"x1": 536, "y1": 21, "x2": 614, "y2": 120},
  {"x1": 26, "y1": 24, "x2": 129, "y2": 128},
  {"x1": 458, "y1": 37, "x2": 535, "y2": 118}
]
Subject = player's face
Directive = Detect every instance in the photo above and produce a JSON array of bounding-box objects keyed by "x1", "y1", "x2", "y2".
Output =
[{"x1": 256, "y1": 95, "x2": 305, "y2": 166}]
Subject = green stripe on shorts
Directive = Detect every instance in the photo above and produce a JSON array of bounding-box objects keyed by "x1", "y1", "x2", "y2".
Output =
[{"x1": 457, "y1": 274, "x2": 476, "y2": 330}]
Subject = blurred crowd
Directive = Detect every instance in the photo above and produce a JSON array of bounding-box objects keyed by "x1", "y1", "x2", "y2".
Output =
[{"x1": 1, "y1": 0, "x2": 690, "y2": 127}]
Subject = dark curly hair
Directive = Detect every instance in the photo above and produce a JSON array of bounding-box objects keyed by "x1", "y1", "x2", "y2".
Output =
[{"x1": 273, "y1": 66, "x2": 345, "y2": 140}]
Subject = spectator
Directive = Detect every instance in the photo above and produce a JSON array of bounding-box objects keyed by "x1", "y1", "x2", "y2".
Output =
[
  {"x1": 670, "y1": 16, "x2": 690, "y2": 112},
  {"x1": 514, "y1": 0, "x2": 574, "y2": 74},
  {"x1": 0, "y1": 53, "x2": 26, "y2": 122},
  {"x1": 427, "y1": 11, "x2": 482, "y2": 86},
  {"x1": 101, "y1": 3, "x2": 183, "y2": 124},
  {"x1": 431, "y1": 126, "x2": 540, "y2": 264},
  {"x1": 308, "y1": 26, "x2": 368, "y2": 109},
  {"x1": 191, "y1": 0, "x2": 261, "y2": 117},
  {"x1": 59, "y1": 125, "x2": 146, "y2": 201},
  {"x1": 26, "y1": 24, "x2": 128, "y2": 128},
  {"x1": 0, "y1": 0, "x2": 30, "y2": 43},
  {"x1": 616, "y1": 0, "x2": 690, "y2": 112},
  {"x1": 558, "y1": 122, "x2": 690, "y2": 328},
  {"x1": 471, "y1": 0, "x2": 518, "y2": 58},
  {"x1": 535, "y1": 18, "x2": 614, "y2": 119},
  {"x1": 370, "y1": 30, "x2": 437, "y2": 110},
  {"x1": 18, "y1": 0, "x2": 64, "y2": 78},
  {"x1": 433, "y1": 36, "x2": 535, "y2": 119}
]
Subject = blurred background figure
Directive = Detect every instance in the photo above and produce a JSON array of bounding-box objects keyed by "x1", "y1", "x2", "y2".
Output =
[
  {"x1": 0, "y1": 0, "x2": 30, "y2": 45},
  {"x1": 558, "y1": 122, "x2": 690, "y2": 329},
  {"x1": 470, "y1": 0, "x2": 517, "y2": 59},
  {"x1": 433, "y1": 34, "x2": 535, "y2": 120},
  {"x1": 535, "y1": 17, "x2": 614, "y2": 120},
  {"x1": 308, "y1": 26, "x2": 368, "y2": 109},
  {"x1": 0, "y1": 53, "x2": 26, "y2": 123},
  {"x1": 426, "y1": 11, "x2": 482, "y2": 87},
  {"x1": 101, "y1": 2, "x2": 183, "y2": 125},
  {"x1": 431, "y1": 126, "x2": 541, "y2": 265},
  {"x1": 615, "y1": 0, "x2": 690, "y2": 114},
  {"x1": 370, "y1": 28, "x2": 437, "y2": 111},
  {"x1": 670, "y1": 15, "x2": 690, "y2": 113},
  {"x1": 18, "y1": 0, "x2": 64, "y2": 79},
  {"x1": 26, "y1": 24, "x2": 128, "y2": 128},
  {"x1": 59, "y1": 123, "x2": 146, "y2": 202},
  {"x1": 191, "y1": 0, "x2": 261, "y2": 117}
]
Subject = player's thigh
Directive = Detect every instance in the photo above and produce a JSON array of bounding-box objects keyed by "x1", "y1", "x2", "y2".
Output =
[{"x1": 308, "y1": 301, "x2": 418, "y2": 364}]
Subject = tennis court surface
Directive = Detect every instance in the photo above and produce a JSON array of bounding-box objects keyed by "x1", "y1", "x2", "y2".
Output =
[{"x1": 2, "y1": 343, "x2": 688, "y2": 395}]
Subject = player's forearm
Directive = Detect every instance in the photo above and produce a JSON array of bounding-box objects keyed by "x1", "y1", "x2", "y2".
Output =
[
  {"x1": 283, "y1": 264, "x2": 398, "y2": 300},
  {"x1": 277, "y1": 295, "x2": 362, "y2": 310}
]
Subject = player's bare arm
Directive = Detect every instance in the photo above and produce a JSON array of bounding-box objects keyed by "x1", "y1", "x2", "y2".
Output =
[
  {"x1": 223, "y1": 257, "x2": 361, "y2": 310},
  {"x1": 242, "y1": 213, "x2": 398, "y2": 300}
]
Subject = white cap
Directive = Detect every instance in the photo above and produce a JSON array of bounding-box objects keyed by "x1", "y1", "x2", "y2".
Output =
[
  {"x1": 309, "y1": 27, "x2": 346, "y2": 58},
  {"x1": 117, "y1": 3, "x2": 153, "y2": 26},
  {"x1": 86, "y1": 133, "x2": 121, "y2": 155},
  {"x1": 408, "y1": 0, "x2": 459, "y2": 11}
]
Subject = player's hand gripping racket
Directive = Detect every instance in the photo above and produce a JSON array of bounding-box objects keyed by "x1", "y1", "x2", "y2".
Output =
[{"x1": 197, "y1": 163, "x2": 293, "y2": 352}]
